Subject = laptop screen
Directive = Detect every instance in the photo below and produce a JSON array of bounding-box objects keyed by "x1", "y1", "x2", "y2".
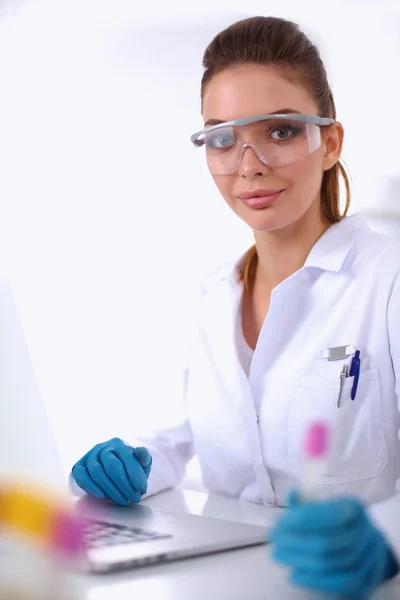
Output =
[{"x1": 0, "y1": 278, "x2": 65, "y2": 489}]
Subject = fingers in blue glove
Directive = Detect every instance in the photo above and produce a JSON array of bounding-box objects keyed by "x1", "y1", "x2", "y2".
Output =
[
  {"x1": 290, "y1": 535, "x2": 388, "y2": 600},
  {"x1": 108, "y1": 443, "x2": 149, "y2": 495},
  {"x1": 133, "y1": 447, "x2": 152, "y2": 477},
  {"x1": 271, "y1": 497, "x2": 364, "y2": 535},
  {"x1": 272, "y1": 515, "x2": 375, "y2": 572},
  {"x1": 71, "y1": 464, "x2": 106, "y2": 500},
  {"x1": 72, "y1": 438, "x2": 152, "y2": 506},
  {"x1": 100, "y1": 448, "x2": 142, "y2": 504},
  {"x1": 86, "y1": 450, "x2": 130, "y2": 506},
  {"x1": 270, "y1": 492, "x2": 398, "y2": 599}
]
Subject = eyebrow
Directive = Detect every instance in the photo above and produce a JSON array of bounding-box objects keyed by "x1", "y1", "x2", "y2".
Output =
[{"x1": 204, "y1": 108, "x2": 301, "y2": 127}]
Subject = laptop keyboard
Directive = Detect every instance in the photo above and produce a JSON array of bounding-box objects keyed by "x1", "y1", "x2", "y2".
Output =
[{"x1": 83, "y1": 519, "x2": 173, "y2": 548}]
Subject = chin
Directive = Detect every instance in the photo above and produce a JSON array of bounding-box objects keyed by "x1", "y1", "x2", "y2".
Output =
[{"x1": 238, "y1": 207, "x2": 294, "y2": 233}]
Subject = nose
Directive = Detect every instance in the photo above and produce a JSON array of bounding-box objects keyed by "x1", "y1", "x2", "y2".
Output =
[{"x1": 237, "y1": 144, "x2": 269, "y2": 178}]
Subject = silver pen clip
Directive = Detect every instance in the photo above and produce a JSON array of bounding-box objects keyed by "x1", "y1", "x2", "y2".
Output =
[{"x1": 337, "y1": 364, "x2": 349, "y2": 408}]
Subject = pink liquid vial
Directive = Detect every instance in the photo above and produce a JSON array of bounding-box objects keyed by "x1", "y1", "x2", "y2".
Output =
[{"x1": 301, "y1": 422, "x2": 330, "y2": 500}]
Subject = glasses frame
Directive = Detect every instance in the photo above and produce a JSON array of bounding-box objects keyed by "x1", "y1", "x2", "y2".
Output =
[{"x1": 190, "y1": 113, "x2": 335, "y2": 146}]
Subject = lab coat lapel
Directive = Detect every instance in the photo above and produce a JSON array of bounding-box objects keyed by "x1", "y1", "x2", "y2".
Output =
[
  {"x1": 200, "y1": 278, "x2": 276, "y2": 504},
  {"x1": 200, "y1": 278, "x2": 260, "y2": 437}
]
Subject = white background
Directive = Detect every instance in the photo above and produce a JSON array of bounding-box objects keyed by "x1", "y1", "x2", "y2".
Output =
[{"x1": 0, "y1": 0, "x2": 399, "y2": 478}]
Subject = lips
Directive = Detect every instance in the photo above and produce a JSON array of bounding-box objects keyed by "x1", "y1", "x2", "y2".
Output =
[
  {"x1": 238, "y1": 189, "x2": 283, "y2": 199},
  {"x1": 238, "y1": 189, "x2": 283, "y2": 210}
]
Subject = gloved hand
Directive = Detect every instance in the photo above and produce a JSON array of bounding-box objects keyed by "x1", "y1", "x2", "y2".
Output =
[
  {"x1": 270, "y1": 491, "x2": 399, "y2": 600},
  {"x1": 72, "y1": 437, "x2": 152, "y2": 506}
]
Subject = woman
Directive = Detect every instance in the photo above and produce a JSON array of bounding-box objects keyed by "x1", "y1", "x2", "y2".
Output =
[{"x1": 72, "y1": 16, "x2": 400, "y2": 597}]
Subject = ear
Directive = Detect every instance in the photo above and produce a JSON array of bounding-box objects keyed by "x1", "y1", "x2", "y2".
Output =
[{"x1": 322, "y1": 121, "x2": 344, "y2": 171}]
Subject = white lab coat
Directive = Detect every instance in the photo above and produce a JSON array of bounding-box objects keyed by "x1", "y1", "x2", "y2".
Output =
[{"x1": 131, "y1": 213, "x2": 400, "y2": 562}]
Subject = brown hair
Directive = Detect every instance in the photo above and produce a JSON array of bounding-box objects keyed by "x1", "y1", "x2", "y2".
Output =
[{"x1": 200, "y1": 16, "x2": 351, "y2": 292}]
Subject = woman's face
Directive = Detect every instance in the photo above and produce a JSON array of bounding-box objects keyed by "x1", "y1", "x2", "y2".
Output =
[{"x1": 201, "y1": 64, "x2": 343, "y2": 233}]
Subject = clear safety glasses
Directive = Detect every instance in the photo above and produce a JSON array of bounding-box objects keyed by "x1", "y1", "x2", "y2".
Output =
[{"x1": 190, "y1": 114, "x2": 334, "y2": 175}]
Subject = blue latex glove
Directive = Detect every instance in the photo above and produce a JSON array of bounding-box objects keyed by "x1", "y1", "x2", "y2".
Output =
[
  {"x1": 72, "y1": 437, "x2": 152, "y2": 506},
  {"x1": 270, "y1": 491, "x2": 399, "y2": 600}
]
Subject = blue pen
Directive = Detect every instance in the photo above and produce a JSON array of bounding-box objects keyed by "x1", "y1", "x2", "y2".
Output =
[{"x1": 349, "y1": 350, "x2": 361, "y2": 400}]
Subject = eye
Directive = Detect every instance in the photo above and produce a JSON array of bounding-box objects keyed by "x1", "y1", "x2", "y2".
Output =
[
  {"x1": 205, "y1": 131, "x2": 235, "y2": 150},
  {"x1": 270, "y1": 124, "x2": 302, "y2": 141}
]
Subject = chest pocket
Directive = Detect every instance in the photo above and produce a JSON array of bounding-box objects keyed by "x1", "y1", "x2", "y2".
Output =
[{"x1": 287, "y1": 369, "x2": 388, "y2": 484}]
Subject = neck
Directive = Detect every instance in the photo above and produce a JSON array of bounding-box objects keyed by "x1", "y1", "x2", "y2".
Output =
[{"x1": 253, "y1": 207, "x2": 331, "y2": 292}]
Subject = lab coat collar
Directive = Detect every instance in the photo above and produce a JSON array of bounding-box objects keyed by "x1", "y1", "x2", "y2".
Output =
[
  {"x1": 228, "y1": 213, "x2": 370, "y2": 284},
  {"x1": 304, "y1": 213, "x2": 370, "y2": 272}
]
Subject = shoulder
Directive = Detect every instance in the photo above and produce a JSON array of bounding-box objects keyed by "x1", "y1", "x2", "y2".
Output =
[
  {"x1": 353, "y1": 228, "x2": 400, "y2": 278},
  {"x1": 361, "y1": 228, "x2": 400, "y2": 255}
]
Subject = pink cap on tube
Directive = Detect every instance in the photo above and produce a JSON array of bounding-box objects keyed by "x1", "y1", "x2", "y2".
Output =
[
  {"x1": 304, "y1": 422, "x2": 329, "y2": 459},
  {"x1": 50, "y1": 509, "x2": 87, "y2": 558}
]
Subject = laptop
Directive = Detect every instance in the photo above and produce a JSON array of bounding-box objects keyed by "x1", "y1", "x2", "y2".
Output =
[{"x1": 0, "y1": 278, "x2": 267, "y2": 574}]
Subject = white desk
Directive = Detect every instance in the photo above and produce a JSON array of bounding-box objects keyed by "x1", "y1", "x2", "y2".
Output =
[{"x1": 64, "y1": 487, "x2": 399, "y2": 600}]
